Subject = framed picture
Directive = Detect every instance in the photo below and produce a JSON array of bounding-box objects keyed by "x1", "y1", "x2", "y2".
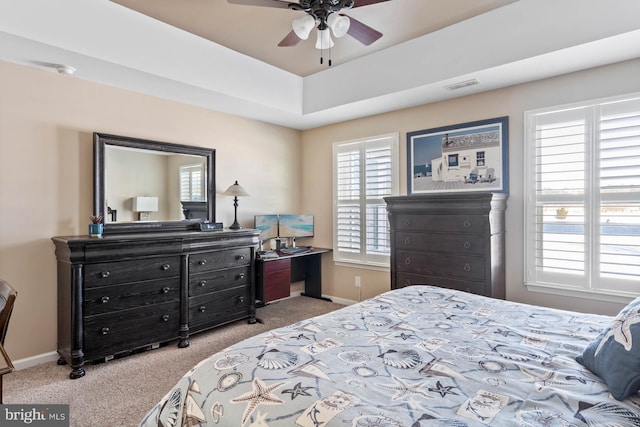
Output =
[{"x1": 407, "y1": 116, "x2": 508, "y2": 194}]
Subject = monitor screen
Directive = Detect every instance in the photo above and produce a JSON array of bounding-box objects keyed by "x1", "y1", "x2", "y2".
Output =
[
  {"x1": 278, "y1": 214, "x2": 314, "y2": 238},
  {"x1": 254, "y1": 215, "x2": 278, "y2": 241}
]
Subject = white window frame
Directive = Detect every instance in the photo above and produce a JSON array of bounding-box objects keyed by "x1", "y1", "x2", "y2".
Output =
[
  {"x1": 332, "y1": 133, "x2": 399, "y2": 269},
  {"x1": 524, "y1": 92, "x2": 640, "y2": 303}
]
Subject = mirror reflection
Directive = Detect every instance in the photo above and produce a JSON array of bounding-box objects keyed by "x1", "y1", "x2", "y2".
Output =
[
  {"x1": 104, "y1": 145, "x2": 207, "y2": 223},
  {"x1": 94, "y1": 132, "x2": 216, "y2": 234}
]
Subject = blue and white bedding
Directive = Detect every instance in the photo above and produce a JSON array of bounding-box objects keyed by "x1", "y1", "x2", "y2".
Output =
[{"x1": 140, "y1": 285, "x2": 640, "y2": 426}]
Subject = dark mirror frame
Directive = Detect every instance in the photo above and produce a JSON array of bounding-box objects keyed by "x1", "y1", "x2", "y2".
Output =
[{"x1": 93, "y1": 132, "x2": 215, "y2": 234}]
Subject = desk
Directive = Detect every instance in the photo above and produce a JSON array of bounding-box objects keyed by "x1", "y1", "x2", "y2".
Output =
[
  {"x1": 0, "y1": 342, "x2": 14, "y2": 404},
  {"x1": 256, "y1": 247, "x2": 331, "y2": 305}
]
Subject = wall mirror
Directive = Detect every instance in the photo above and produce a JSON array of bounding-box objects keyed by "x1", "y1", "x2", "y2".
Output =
[{"x1": 93, "y1": 133, "x2": 215, "y2": 234}]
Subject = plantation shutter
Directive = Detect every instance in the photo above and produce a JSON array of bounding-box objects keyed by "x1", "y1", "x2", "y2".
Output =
[
  {"x1": 180, "y1": 164, "x2": 204, "y2": 201},
  {"x1": 525, "y1": 94, "x2": 640, "y2": 297},
  {"x1": 333, "y1": 134, "x2": 398, "y2": 266}
]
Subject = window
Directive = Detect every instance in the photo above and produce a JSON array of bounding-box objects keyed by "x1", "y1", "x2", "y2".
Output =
[
  {"x1": 448, "y1": 154, "x2": 458, "y2": 167},
  {"x1": 333, "y1": 133, "x2": 399, "y2": 267},
  {"x1": 477, "y1": 151, "x2": 485, "y2": 166},
  {"x1": 524, "y1": 93, "x2": 640, "y2": 301},
  {"x1": 179, "y1": 164, "x2": 205, "y2": 201}
]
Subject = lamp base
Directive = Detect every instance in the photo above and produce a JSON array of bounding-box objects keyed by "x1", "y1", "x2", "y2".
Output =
[{"x1": 229, "y1": 220, "x2": 242, "y2": 230}]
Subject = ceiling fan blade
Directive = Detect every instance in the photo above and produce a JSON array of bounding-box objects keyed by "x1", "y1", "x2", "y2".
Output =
[
  {"x1": 343, "y1": 14, "x2": 383, "y2": 46},
  {"x1": 352, "y1": 0, "x2": 391, "y2": 8},
  {"x1": 278, "y1": 30, "x2": 303, "y2": 47},
  {"x1": 227, "y1": 0, "x2": 293, "y2": 9}
]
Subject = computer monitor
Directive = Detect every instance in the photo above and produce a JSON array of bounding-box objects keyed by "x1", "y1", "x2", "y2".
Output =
[
  {"x1": 254, "y1": 215, "x2": 278, "y2": 241},
  {"x1": 278, "y1": 214, "x2": 314, "y2": 238}
]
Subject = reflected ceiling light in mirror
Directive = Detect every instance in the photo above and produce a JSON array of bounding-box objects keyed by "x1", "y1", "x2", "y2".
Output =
[{"x1": 222, "y1": 181, "x2": 249, "y2": 230}]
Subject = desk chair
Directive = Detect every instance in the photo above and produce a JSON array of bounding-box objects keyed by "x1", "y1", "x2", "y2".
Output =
[{"x1": 0, "y1": 279, "x2": 17, "y2": 404}]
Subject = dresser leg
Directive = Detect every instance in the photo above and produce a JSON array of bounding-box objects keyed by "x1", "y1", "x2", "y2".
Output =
[
  {"x1": 178, "y1": 339, "x2": 190, "y2": 348},
  {"x1": 57, "y1": 357, "x2": 67, "y2": 365},
  {"x1": 69, "y1": 366, "x2": 85, "y2": 379}
]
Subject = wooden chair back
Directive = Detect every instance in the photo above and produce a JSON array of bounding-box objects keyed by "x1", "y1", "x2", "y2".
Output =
[{"x1": 0, "y1": 279, "x2": 17, "y2": 345}]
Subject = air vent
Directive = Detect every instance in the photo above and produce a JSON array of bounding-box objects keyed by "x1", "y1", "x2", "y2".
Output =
[{"x1": 445, "y1": 79, "x2": 479, "y2": 91}]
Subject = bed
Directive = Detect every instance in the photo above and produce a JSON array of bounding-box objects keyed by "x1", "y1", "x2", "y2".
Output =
[{"x1": 139, "y1": 285, "x2": 640, "y2": 426}]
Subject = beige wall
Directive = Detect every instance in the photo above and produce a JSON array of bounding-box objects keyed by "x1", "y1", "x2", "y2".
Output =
[
  {"x1": 2, "y1": 57, "x2": 640, "y2": 362},
  {"x1": 0, "y1": 60, "x2": 301, "y2": 360},
  {"x1": 302, "y1": 58, "x2": 640, "y2": 314}
]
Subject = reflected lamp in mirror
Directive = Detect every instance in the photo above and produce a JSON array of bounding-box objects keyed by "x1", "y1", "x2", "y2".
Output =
[
  {"x1": 132, "y1": 196, "x2": 158, "y2": 221},
  {"x1": 222, "y1": 181, "x2": 249, "y2": 230}
]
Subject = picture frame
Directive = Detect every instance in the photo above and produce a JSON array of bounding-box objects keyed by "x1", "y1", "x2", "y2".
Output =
[{"x1": 407, "y1": 116, "x2": 508, "y2": 194}]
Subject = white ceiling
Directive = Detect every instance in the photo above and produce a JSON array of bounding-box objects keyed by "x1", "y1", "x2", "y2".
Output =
[
  {"x1": 1, "y1": 0, "x2": 640, "y2": 130},
  {"x1": 110, "y1": 0, "x2": 517, "y2": 77}
]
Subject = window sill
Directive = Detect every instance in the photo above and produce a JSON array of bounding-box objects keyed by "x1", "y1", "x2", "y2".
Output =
[{"x1": 525, "y1": 282, "x2": 636, "y2": 305}]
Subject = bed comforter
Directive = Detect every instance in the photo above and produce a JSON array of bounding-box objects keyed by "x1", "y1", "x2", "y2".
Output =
[{"x1": 140, "y1": 285, "x2": 640, "y2": 426}]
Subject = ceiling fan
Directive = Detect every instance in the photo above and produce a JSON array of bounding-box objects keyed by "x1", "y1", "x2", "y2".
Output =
[{"x1": 228, "y1": 0, "x2": 390, "y2": 64}]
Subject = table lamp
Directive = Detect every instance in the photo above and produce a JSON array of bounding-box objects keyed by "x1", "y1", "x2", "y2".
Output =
[{"x1": 222, "y1": 181, "x2": 249, "y2": 229}]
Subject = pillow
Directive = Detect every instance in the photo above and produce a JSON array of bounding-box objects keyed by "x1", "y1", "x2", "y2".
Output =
[{"x1": 576, "y1": 297, "x2": 640, "y2": 400}]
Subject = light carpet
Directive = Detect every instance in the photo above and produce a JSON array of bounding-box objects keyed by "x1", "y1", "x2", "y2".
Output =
[{"x1": 4, "y1": 296, "x2": 344, "y2": 427}]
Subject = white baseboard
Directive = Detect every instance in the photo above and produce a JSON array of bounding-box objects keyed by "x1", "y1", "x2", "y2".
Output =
[{"x1": 12, "y1": 351, "x2": 59, "y2": 371}]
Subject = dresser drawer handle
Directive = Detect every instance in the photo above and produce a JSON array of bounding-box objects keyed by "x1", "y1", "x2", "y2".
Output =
[
  {"x1": 198, "y1": 305, "x2": 206, "y2": 313},
  {"x1": 100, "y1": 296, "x2": 110, "y2": 304},
  {"x1": 236, "y1": 254, "x2": 246, "y2": 261},
  {"x1": 404, "y1": 237, "x2": 411, "y2": 245},
  {"x1": 404, "y1": 257, "x2": 412, "y2": 265},
  {"x1": 463, "y1": 263, "x2": 472, "y2": 272},
  {"x1": 403, "y1": 218, "x2": 412, "y2": 226},
  {"x1": 237, "y1": 296, "x2": 245, "y2": 304},
  {"x1": 101, "y1": 327, "x2": 110, "y2": 335},
  {"x1": 161, "y1": 314, "x2": 170, "y2": 322},
  {"x1": 199, "y1": 280, "x2": 207, "y2": 287},
  {"x1": 162, "y1": 264, "x2": 171, "y2": 270},
  {"x1": 198, "y1": 259, "x2": 207, "y2": 266},
  {"x1": 403, "y1": 279, "x2": 412, "y2": 287},
  {"x1": 236, "y1": 273, "x2": 245, "y2": 280},
  {"x1": 161, "y1": 287, "x2": 171, "y2": 293},
  {"x1": 99, "y1": 271, "x2": 110, "y2": 278},
  {"x1": 463, "y1": 219, "x2": 471, "y2": 228},
  {"x1": 464, "y1": 241, "x2": 471, "y2": 249}
]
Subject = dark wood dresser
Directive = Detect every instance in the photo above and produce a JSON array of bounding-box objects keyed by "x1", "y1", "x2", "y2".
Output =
[
  {"x1": 385, "y1": 193, "x2": 507, "y2": 298},
  {"x1": 52, "y1": 229, "x2": 259, "y2": 379}
]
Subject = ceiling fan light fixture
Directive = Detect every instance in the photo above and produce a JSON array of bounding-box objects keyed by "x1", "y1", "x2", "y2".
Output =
[
  {"x1": 315, "y1": 28, "x2": 334, "y2": 49},
  {"x1": 327, "y1": 13, "x2": 350, "y2": 38},
  {"x1": 292, "y1": 15, "x2": 315, "y2": 40}
]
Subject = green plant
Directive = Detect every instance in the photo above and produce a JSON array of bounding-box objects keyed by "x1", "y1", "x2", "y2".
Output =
[{"x1": 89, "y1": 214, "x2": 104, "y2": 224}]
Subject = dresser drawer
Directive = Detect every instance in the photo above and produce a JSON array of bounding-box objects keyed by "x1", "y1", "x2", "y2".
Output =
[
  {"x1": 189, "y1": 266, "x2": 251, "y2": 297},
  {"x1": 393, "y1": 214, "x2": 486, "y2": 234},
  {"x1": 189, "y1": 287, "x2": 251, "y2": 328},
  {"x1": 84, "y1": 278, "x2": 180, "y2": 315},
  {"x1": 189, "y1": 247, "x2": 252, "y2": 273},
  {"x1": 396, "y1": 250, "x2": 485, "y2": 281},
  {"x1": 395, "y1": 232, "x2": 486, "y2": 255},
  {"x1": 395, "y1": 272, "x2": 486, "y2": 295},
  {"x1": 84, "y1": 256, "x2": 180, "y2": 288},
  {"x1": 84, "y1": 302, "x2": 179, "y2": 358}
]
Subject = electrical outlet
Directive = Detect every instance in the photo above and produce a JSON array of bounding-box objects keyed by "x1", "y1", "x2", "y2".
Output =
[{"x1": 355, "y1": 276, "x2": 361, "y2": 288}]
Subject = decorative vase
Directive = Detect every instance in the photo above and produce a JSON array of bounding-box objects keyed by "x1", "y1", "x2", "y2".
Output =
[{"x1": 89, "y1": 223, "x2": 103, "y2": 238}]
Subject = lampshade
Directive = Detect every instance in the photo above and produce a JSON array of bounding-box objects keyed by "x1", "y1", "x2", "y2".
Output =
[
  {"x1": 132, "y1": 196, "x2": 158, "y2": 212},
  {"x1": 222, "y1": 181, "x2": 250, "y2": 197},
  {"x1": 292, "y1": 15, "x2": 315, "y2": 40},
  {"x1": 327, "y1": 13, "x2": 350, "y2": 38},
  {"x1": 315, "y1": 28, "x2": 334, "y2": 49}
]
